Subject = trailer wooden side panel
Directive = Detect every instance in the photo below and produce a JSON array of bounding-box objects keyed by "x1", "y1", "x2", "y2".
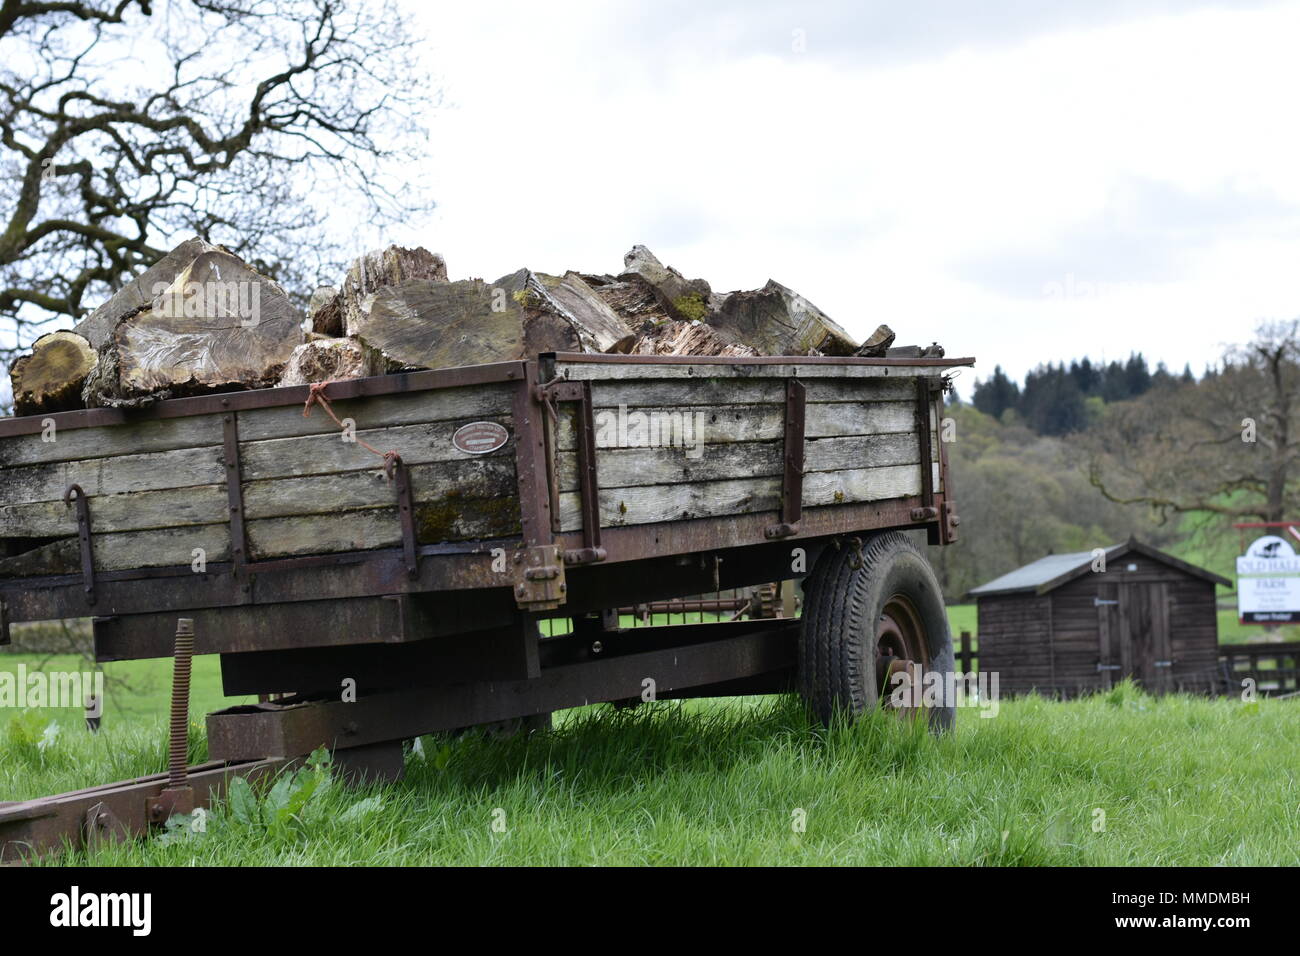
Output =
[
  {"x1": 547, "y1": 362, "x2": 945, "y2": 533},
  {"x1": 0, "y1": 382, "x2": 522, "y2": 575}
]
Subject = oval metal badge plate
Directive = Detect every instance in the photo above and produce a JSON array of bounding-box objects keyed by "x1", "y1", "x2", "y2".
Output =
[{"x1": 452, "y1": 421, "x2": 508, "y2": 455}]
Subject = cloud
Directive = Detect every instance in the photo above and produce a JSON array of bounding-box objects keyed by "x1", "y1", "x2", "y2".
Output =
[
  {"x1": 404, "y1": 0, "x2": 1300, "y2": 384},
  {"x1": 958, "y1": 177, "x2": 1300, "y2": 299},
  {"x1": 583, "y1": 0, "x2": 1288, "y2": 69}
]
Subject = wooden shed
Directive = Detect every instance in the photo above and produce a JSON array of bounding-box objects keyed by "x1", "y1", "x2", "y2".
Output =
[{"x1": 969, "y1": 539, "x2": 1230, "y2": 696}]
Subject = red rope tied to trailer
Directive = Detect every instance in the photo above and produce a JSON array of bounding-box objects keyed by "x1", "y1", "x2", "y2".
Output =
[{"x1": 303, "y1": 381, "x2": 403, "y2": 479}]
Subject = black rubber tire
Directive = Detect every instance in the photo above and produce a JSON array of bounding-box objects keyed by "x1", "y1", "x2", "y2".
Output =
[{"x1": 798, "y1": 531, "x2": 955, "y2": 732}]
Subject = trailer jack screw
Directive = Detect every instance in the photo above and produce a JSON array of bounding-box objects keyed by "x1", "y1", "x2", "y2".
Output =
[{"x1": 168, "y1": 618, "x2": 195, "y2": 791}]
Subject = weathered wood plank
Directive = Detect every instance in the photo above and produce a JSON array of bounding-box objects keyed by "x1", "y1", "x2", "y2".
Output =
[
  {"x1": 558, "y1": 401, "x2": 918, "y2": 451},
  {"x1": 236, "y1": 383, "x2": 514, "y2": 442},
  {"x1": 0, "y1": 524, "x2": 231, "y2": 577},
  {"x1": 584, "y1": 376, "x2": 919, "y2": 408},
  {"x1": 556, "y1": 463, "x2": 922, "y2": 531},
  {"x1": 0, "y1": 486, "x2": 520, "y2": 577},
  {"x1": 0, "y1": 485, "x2": 228, "y2": 536},
  {"x1": 0, "y1": 445, "x2": 226, "y2": 506},
  {"x1": 242, "y1": 458, "x2": 517, "y2": 520},
  {"x1": 0, "y1": 458, "x2": 518, "y2": 535},
  {"x1": 0, "y1": 382, "x2": 514, "y2": 468},
  {"x1": 0, "y1": 413, "x2": 224, "y2": 469},
  {"x1": 556, "y1": 433, "x2": 921, "y2": 492},
  {"x1": 247, "y1": 500, "x2": 519, "y2": 560},
  {"x1": 239, "y1": 417, "x2": 513, "y2": 481}
]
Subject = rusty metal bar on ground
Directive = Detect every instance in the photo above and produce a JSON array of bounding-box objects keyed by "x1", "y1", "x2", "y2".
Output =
[{"x1": 0, "y1": 756, "x2": 293, "y2": 862}]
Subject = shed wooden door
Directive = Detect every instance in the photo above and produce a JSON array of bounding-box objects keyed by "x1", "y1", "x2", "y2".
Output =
[{"x1": 1096, "y1": 582, "x2": 1173, "y2": 691}]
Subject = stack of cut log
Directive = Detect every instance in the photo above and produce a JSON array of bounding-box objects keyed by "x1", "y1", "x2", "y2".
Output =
[{"x1": 7, "y1": 238, "x2": 938, "y2": 417}]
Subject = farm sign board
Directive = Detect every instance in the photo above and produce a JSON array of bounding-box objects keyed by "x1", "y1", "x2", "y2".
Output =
[{"x1": 1236, "y1": 534, "x2": 1300, "y2": 623}]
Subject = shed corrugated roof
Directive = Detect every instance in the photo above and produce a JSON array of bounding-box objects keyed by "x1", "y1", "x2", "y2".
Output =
[{"x1": 967, "y1": 545, "x2": 1124, "y2": 596}]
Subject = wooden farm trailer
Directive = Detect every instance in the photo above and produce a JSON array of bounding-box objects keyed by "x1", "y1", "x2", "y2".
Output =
[
  {"x1": 0, "y1": 351, "x2": 971, "y2": 857},
  {"x1": 970, "y1": 539, "x2": 1229, "y2": 696}
]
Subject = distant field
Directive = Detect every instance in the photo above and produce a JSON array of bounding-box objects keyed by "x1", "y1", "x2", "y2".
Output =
[{"x1": 2, "y1": 651, "x2": 1297, "y2": 866}]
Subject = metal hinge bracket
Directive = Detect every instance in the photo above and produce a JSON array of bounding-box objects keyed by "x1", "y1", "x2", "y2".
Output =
[{"x1": 512, "y1": 544, "x2": 567, "y2": 611}]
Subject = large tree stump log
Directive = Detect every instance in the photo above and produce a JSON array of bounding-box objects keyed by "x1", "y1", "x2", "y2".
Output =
[
  {"x1": 532, "y1": 271, "x2": 635, "y2": 353},
  {"x1": 9, "y1": 331, "x2": 98, "y2": 416},
  {"x1": 74, "y1": 237, "x2": 221, "y2": 349},
  {"x1": 354, "y1": 268, "x2": 634, "y2": 369},
  {"x1": 311, "y1": 245, "x2": 448, "y2": 337},
  {"x1": 619, "y1": 245, "x2": 717, "y2": 322},
  {"x1": 82, "y1": 250, "x2": 304, "y2": 408},
  {"x1": 707, "y1": 279, "x2": 858, "y2": 356},
  {"x1": 854, "y1": 324, "x2": 896, "y2": 357},
  {"x1": 631, "y1": 321, "x2": 758, "y2": 357},
  {"x1": 580, "y1": 271, "x2": 674, "y2": 326},
  {"x1": 278, "y1": 338, "x2": 385, "y2": 386}
]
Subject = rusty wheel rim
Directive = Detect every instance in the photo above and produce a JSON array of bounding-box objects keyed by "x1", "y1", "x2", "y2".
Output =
[{"x1": 875, "y1": 593, "x2": 930, "y2": 715}]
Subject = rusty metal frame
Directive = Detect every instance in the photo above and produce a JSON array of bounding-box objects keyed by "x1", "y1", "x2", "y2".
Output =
[
  {"x1": 0, "y1": 757, "x2": 293, "y2": 862},
  {"x1": 540, "y1": 378, "x2": 606, "y2": 565},
  {"x1": 936, "y1": 385, "x2": 960, "y2": 544},
  {"x1": 61, "y1": 483, "x2": 97, "y2": 606},
  {"x1": 392, "y1": 457, "x2": 419, "y2": 579},
  {"x1": 572, "y1": 379, "x2": 603, "y2": 561},
  {"x1": 221, "y1": 413, "x2": 251, "y2": 596},
  {"x1": 0, "y1": 351, "x2": 984, "y2": 861},
  {"x1": 3, "y1": 355, "x2": 972, "y2": 628},
  {"x1": 911, "y1": 377, "x2": 939, "y2": 530},
  {"x1": 510, "y1": 361, "x2": 567, "y2": 611},
  {"x1": 543, "y1": 351, "x2": 976, "y2": 369},
  {"x1": 766, "y1": 378, "x2": 807, "y2": 539},
  {"x1": 0, "y1": 361, "x2": 529, "y2": 435},
  {"x1": 513, "y1": 361, "x2": 553, "y2": 551},
  {"x1": 91, "y1": 593, "x2": 453, "y2": 661},
  {"x1": 206, "y1": 620, "x2": 798, "y2": 761},
  {"x1": 917, "y1": 377, "x2": 935, "y2": 508},
  {"x1": 1, "y1": 495, "x2": 938, "y2": 628}
]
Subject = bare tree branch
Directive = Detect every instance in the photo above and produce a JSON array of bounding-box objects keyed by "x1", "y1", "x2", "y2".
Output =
[
  {"x1": 1086, "y1": 320, "x2": 1300, "y2": 523},
  {"x1": 0, "y1": 0, "x2": 436, "y2": 398}
]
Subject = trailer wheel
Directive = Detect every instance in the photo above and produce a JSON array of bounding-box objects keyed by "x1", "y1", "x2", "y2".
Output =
[{"x1": 798, "y1": 532, "x2": 954, "y2": 732}]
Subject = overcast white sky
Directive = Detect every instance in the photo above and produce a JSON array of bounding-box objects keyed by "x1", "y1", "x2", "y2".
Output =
[{"x1": 381, "y1": 0, "x2": 1300, "y2": 390}]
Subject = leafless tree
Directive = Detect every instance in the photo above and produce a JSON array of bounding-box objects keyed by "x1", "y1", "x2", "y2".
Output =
[
  {"x1": 1087, "y1": 320, "x2": 1300, "y2": 523},
  {"x1": 0, "y1": 0, "x2": 435, "y2": 382}
]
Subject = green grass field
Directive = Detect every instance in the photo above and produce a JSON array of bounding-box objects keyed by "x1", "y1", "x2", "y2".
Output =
[{"x1": 3, "y1": 649, "x2": 1297, "y2": 866}]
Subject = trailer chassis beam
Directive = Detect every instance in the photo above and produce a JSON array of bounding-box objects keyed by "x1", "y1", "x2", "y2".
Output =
[{"x1": 206, "y1": 621, "x2": 799, "y2": 761}]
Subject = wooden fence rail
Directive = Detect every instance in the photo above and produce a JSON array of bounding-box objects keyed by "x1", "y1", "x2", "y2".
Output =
[
  {"x1": 954, "y1": 631, "x2": 1299, "y2": 697},
  {"x1": 1218, "y1": 641, "x2": 1300, "y2": 697}
]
